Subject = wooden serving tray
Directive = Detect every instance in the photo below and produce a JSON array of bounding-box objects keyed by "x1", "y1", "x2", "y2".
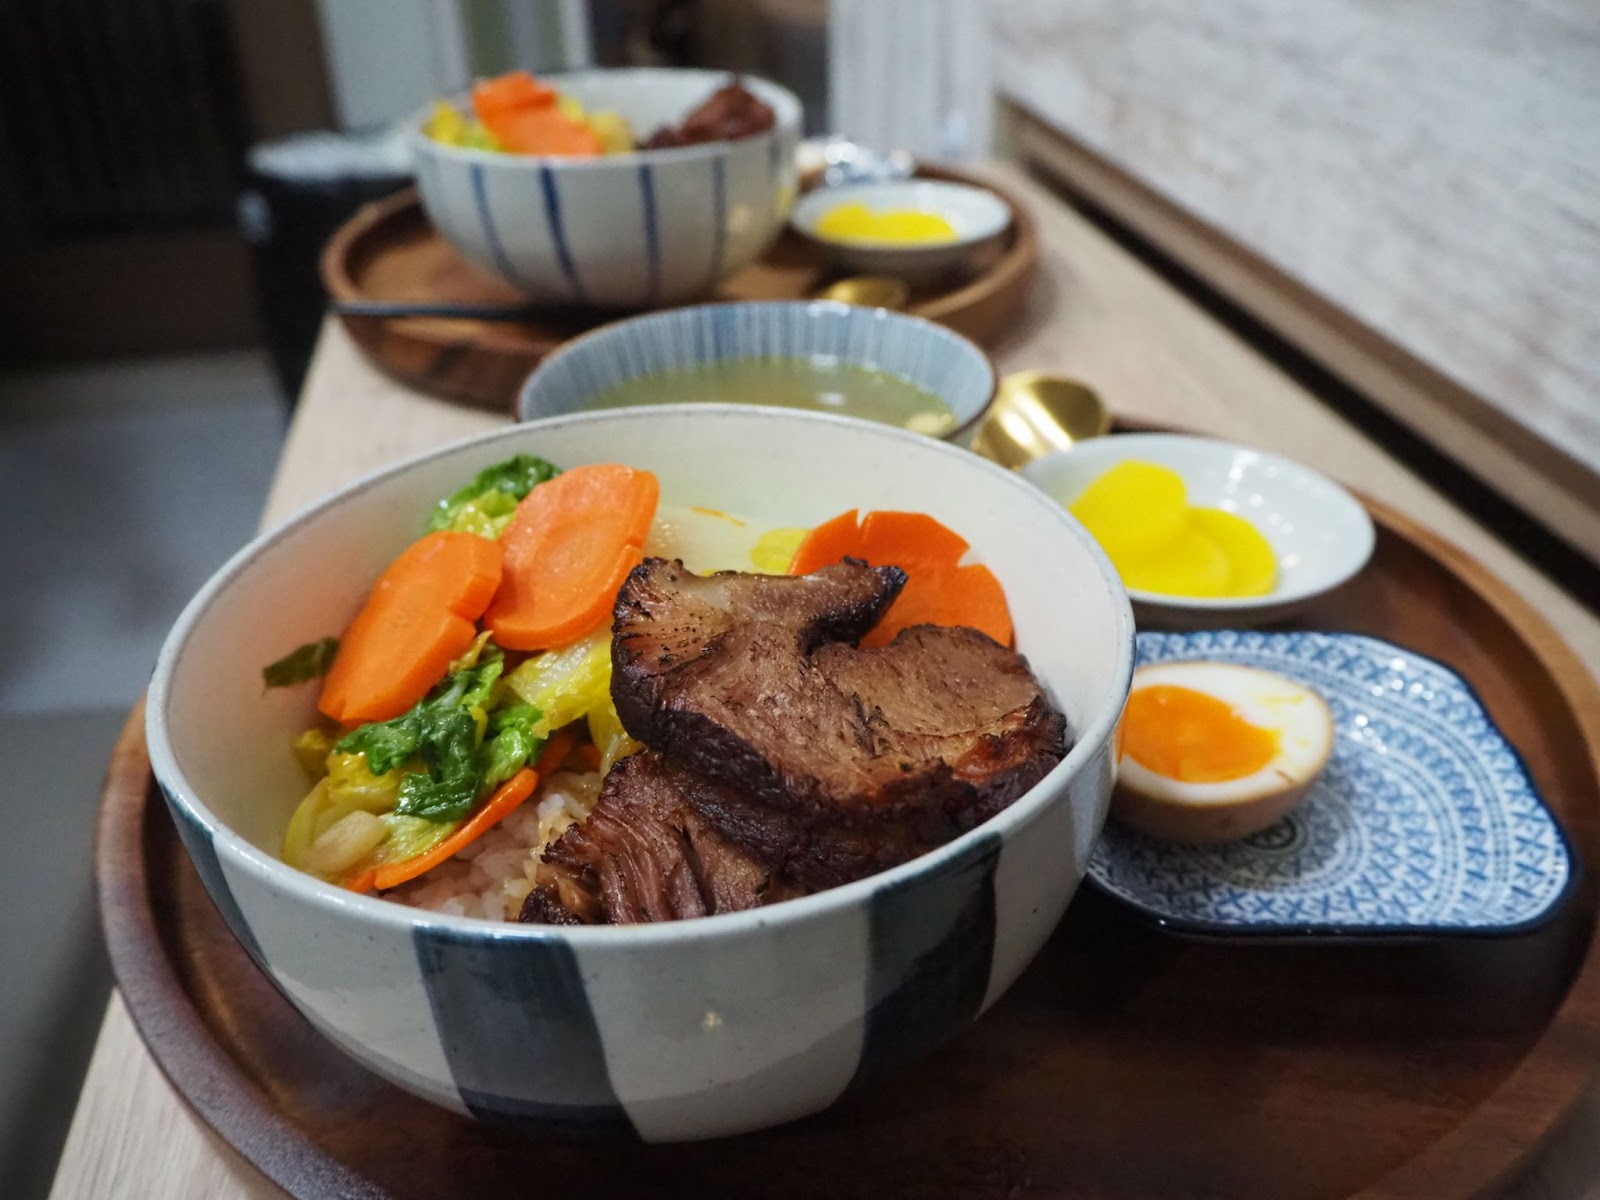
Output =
[
  {"x1": 99, "y1": 499, "x2": 1600, "y2": 1200},
  {"x1": 319, "y1": 164, "x2": 1038, "y2": 414}
]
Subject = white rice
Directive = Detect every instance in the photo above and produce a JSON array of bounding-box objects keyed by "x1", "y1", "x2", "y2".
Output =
[{"x1": 383, "y1": 769, "x2": 604, "y2": 921}]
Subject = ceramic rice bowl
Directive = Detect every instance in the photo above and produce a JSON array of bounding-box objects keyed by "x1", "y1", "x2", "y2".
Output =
[
  {"x1": 145, "y1": 406, "x2": 1133, "y2": 1141},
  {"x1": 411, "y1": 68, "x2": 802, "y2": 308}
]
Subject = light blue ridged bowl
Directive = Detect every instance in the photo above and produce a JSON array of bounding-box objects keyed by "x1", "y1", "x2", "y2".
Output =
[
  {"x1": 516, "y1": 300, "x2": 999, "y2": 444},
  {"x1": 411, "y1": 69, "x2": 802, "y2": 308},
  {"x1": 1090, "y1": 629, "x2": 1577, "y2": 941}
]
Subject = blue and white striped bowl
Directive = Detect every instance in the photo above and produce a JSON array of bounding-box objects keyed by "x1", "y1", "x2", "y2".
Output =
[
  {"x1": 411, "y1": 69, "x2": 802, "y2": 308},
  {"x1": 517, "y1": 300, "x2": 999, "y2": 443},
  {"x1": 146, "y1": 406, "x2": 1134, "y2": 1141}
]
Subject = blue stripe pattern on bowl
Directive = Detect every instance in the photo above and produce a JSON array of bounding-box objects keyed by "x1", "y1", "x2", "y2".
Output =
[
  {"x1": 469, "y1": 162, "x2": 533, "y2": 292},
  {"x1": 538, "y1": 164, "x2": 586, "y2": 303},
  {"x1": 702, "y1": 156, "x2": 727, "y2": 295},
  {"x1": 414, "y1": 927, "x2": 637, "y2": 1132},
  {"x1": 848, "y1": 829, "x2": 1002, "y2": 1088},
  {"x1": 158, "y1": 785, "x2": 271, "y2": 971},
  {"x1": 636, "y1": 163, "x2": 661, "y2": 306},
  {"x1": 168, "y1": 771, "x2": 1018, "y2": 1134}
]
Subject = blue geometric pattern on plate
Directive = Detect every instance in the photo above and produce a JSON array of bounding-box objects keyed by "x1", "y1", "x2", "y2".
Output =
[{"x1": 1087, "y1": 630, "x2": 1575, "y2": 938}]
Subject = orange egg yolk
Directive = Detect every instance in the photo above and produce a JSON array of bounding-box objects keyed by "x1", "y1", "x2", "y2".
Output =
[{"x1": 1120, "y1": 685, "x2": 1280, "y2": 783}]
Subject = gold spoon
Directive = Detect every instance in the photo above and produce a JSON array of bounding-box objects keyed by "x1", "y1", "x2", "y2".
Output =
[
  {"x1": 814, "y1": 275, "x2": 910, "y2": 310},
  {"x1": 971, "y1": 370, "x2": 1113, "y2": 469}
]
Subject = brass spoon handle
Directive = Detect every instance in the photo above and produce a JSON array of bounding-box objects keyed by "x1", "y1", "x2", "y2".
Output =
[
  {"x1": 972, "y1": 372, "x2": 1113, "y2": 469},
  {"x1": 814, "y1": 276, "x2": 910, "y2": 311}
]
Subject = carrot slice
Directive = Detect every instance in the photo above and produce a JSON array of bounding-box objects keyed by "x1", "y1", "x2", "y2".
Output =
[
  {"x1": 484, "y1": 464, "x2": 659, "y2": 651},
  {"x1": 371, "y1": 769, "x2": 538, "y2": 892},
  {"x1": 486, "y1": 106, "x2": 604, "y2": 157},
  {"x1": 369, "y1": 728, "x2": 576, "y2": 892},
  {"x1": 318, "y1": 531, "x2": 503, "y2": 725},
  {"x1": 343, "y1": 867, "x2": 378, "y2": 895},
  {"x1": 786, "y1": 509, "x2": 862, "y2": 574},
  {"x1": 857, "y1": 510, "x2": 970, "y2": 567},
  {"x1": 471, "y1": 71, "x2": 556, "y2": 122},
  {"x1": 535, "y1": 728, "x2": 578, "y2": 775},
  {"x1": 788, "y1": 509, "x2": 1012, "y2": 648},
  {"x1": 565, "y1": 742, "x2": 603, "y2": 773},
  {"x1": 469, "y1": 72, "x2": 600, "y2": 157}
]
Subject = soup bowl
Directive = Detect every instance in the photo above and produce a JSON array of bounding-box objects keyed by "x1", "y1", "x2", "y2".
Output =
[
  {"x1": 516, "y1": 300, "x2": 999, "y2": 444},
  {"x1": 146, "y1": 406, "x2": 1132, "y2": 1141},
  {"x1": 411, "y1": 68, "x2": 802, "y2": 307}
]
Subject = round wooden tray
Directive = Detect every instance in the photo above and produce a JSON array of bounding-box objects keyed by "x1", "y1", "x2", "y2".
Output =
[
  {"x1": 318, "y1": 164, "x2": 1038, "y2": 414},
  {"x1": 99, "y1": 498, "x2": 1600, "y2": 1200}
]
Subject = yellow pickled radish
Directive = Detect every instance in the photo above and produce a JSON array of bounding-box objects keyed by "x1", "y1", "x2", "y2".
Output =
[
  {"x1": 1066, "y1": 459, "x2": 1280, "y2": 599},
  {"x1": 587, "y1": 110, "x2": 634, "y2": 154},
  {"x1": 425, "y1": 100, "x2": 469, "y2": 146},
  {"x1": 751, "y1": 526, "x2": 808, "y2": 574},
  {"x1": 815, "y1": 202, "x2": 959, "y2": 245},
  {"x1": 1119, "y1": 528, "x2": 1234, "y2": 597},
  {"x1": 1068, "y1": 461, "x2": 1189, "y2": 563},
  {"x1": 1191, "y1": 508, "x2": 1277, "y2": 596}
]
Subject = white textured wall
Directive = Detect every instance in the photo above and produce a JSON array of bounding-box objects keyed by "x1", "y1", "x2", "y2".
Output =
[
  {"x1": 315, "y1": 0, "x2": 456, "y2": 129},
  {"x1": 313, "y1": 0, "x2": 588, "y2": 130},
  {"x1": 829, "y1": 0, "x2": 993, "y2": 161},
  {"x1": 991, "y1": 0, "x2": 1600, "y2": 478}
]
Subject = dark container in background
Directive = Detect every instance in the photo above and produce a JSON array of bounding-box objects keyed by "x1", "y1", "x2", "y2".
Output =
[{"x1": 239, "y1": 129, "x2": 411, "y2": 404}]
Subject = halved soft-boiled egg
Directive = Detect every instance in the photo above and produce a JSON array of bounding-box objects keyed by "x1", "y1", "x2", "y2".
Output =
[{"x1": 1113, "y1": 661, "x2": 1334, "y2": 843}]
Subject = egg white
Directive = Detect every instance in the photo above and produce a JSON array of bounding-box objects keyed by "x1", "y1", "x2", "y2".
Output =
[{"x1": 1114, "y1": 661, "x2": 1334, "y2": 842}]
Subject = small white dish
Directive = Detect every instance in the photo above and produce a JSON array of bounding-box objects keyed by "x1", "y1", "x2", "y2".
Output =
[
  {"x1": 1021, "y1": 433, "x2": 1376, "y2": 628},
  {"x1": 790, "y1": 180, "x2": 1011, "y2": 283}
]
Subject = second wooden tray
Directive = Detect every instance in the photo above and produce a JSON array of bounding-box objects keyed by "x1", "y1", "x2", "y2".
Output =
[
  {"x1": 99, "y1": 498, "x2": 1600, "y2": 1200},
  {"x1": 319, "y1": 164, "x2": 1038, "y2": 413}
]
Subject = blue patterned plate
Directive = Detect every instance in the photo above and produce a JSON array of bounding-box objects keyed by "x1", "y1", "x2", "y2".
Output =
[{"x1": 1087, "y1": 630, "x2": 1577, "y2": 940}]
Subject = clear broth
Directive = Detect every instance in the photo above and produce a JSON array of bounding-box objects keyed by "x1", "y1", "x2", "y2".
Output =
[{"x1": 582, "y1": 356, "x2": 959, "y2": 437}]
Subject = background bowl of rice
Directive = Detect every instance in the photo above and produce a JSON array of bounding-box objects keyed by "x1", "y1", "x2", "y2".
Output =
[
  {"x1": 145, "y1": 405, "x2": 1133, "y2": 1141},
  {"x1": 412, "y1": 68, "x2": 803, "y2": 308}
]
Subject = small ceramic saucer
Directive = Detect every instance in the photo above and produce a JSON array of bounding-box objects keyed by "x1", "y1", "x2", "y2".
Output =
[
  {"x1": 1021, "y1": 434, "x2": 1375, "y2": 629},
  {"x1": 1088, "y1": 629, "x2": 1576, "y2": 940}
]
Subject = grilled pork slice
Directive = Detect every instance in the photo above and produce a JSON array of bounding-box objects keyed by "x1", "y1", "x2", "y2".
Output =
[
  {"x1": 519, "y1": 751, "x2": 801, "y2": 925},
  {"x1": 611, "y1": 558, "x2": 1069, "y2": 866},
  {"x1": 641, "y1": 79, "x2": 776, "y2": 149},
  {"x1": 669, "y1": 767, "x2": 957, "y2": 890}
]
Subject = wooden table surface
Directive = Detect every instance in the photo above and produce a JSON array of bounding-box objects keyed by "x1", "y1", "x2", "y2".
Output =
[{"x1": 48, "y1": 163, "x2": 1600, "y2": 1200}]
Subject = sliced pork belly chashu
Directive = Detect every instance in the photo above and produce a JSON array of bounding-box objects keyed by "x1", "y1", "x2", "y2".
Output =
[
  {"x1": 519, "y1": 751, "x2": 802, "y2": 926},
  {"x1": 521, "y1": 740, "x2": 961, "y2": 924},
  {"x1": 607, "y1": 557, "x2": 1069, "y2": 888}
]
